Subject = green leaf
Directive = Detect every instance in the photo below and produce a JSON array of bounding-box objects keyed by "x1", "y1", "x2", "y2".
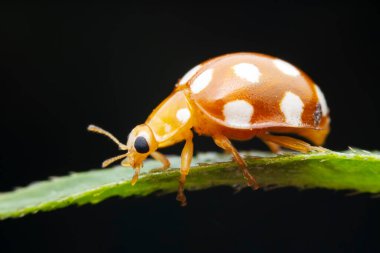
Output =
[{"x1": 0, "y1": 150, "x2": 380, "y2": 220}]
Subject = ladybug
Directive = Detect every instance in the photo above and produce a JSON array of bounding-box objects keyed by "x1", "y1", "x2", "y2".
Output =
[{"x1": 88, "y1": 52, "x2": 330, "y2": 206}]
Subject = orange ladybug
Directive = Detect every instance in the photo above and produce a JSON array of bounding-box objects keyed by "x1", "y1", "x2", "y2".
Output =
[{"x1": 88, "y1": 52, "x2": 330, "y2": 205}]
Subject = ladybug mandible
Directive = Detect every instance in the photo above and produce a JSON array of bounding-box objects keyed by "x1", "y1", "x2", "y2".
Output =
[{"x1": 88, "y1": 52, "x2": 330, "y2": 205}]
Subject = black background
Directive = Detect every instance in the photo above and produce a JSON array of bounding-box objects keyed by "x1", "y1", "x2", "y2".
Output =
[{"x1": 1, "y1": 1, "x2": 380, "y2": 253}]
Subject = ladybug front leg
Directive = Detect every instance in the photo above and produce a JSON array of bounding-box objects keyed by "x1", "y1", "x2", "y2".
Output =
[
  {"x1": 121, "y1": 158, "x2": 141, "y2": 186},
  {"x1": 176, "y1": 131, "x2": 194, "y2": 207},
  {"x1": 213, "y1": 134, "x2": 259, "y2": 190},
  {"x1": 150, "y1": 151, "x2": 171, "y2": 172}
]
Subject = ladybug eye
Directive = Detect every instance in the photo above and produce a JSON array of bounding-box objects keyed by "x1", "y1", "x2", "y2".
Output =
[{"x1": 134, "y1": 136, "x2": 149, "y2": 153}]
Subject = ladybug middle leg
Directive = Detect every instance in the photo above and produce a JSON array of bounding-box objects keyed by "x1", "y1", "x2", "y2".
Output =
[
  {"x1": 213, "y1": 134, "x2": 259, "y2": 190},
  {"x1": 176, "y1": 131, "x2": 194, "y2": 207},
  {"x1": 258, "y1": 134, "x2": 328, "y2": 153}
]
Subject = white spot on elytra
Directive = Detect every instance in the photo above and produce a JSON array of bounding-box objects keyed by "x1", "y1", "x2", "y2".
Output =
[
  {"x1": 273, "y1": 59, "x2": 300, "y2": 77},
  {"x1": 190, "y1": 69, "x2": 213, "y2": 94},
  {"x1": 164, "y1": 123, "x2": 172, "y2": 133},
  {"x1": 232, "y1": 63, "x2": 261, "y2": 83},
  {"x1": 179, "y1": 64, "x2": 201, "y2": 85},
  {"x1": 223, "y1": 100, "x2": 254, "y2": 128},
  {"x1": 314, "y1": 84, "x2": 329, "y2": 116},
  {"x1": 176, "y1": 108, "x2": 191, "y2": 124},
  {"x1": 280, "y1": 91, "x2": 304, "y2": 126}
]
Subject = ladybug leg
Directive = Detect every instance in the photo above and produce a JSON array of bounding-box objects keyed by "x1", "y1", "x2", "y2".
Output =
[
  {"x1": 150, "y1": 151, "x2": 170, "y2": 172},
  {"x1": 261, "y1": 139, "x2": 282, "y2": 154},
  {"x1": 120, "y1": 158, "x2": 141, "y2": 186},
  {"x1": 176, "y1": 131, "x2": 194, "y2": 207},
  {"x1": 258, "y1": 134, "x2": 328, "y2": 153},
  {"x1": 130, "y1": 168, "x2": 141, "y2": 186},
  {"x1": 213, "y1": 135, "x2": 259, "y2": 190}
]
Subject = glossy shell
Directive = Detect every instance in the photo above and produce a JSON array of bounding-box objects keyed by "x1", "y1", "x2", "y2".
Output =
[{"x1": 178, "y1": 52, "x2": 329, "y2": 130}]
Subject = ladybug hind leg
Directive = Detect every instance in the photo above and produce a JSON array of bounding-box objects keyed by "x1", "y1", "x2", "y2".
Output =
[
  {"x1": 213, "y1": 134, "x2": 259, "y2": 190},
  {"x1": 261, "y1": 140, "x2": 282, "y2": 154},
  {"x1": 258, "y1": 134, "x2": 328, "y2": 153}
]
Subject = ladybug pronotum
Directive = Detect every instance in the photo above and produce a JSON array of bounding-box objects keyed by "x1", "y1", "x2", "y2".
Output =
[{"x1": 88, "y1": 52, "x2": 330, "y2": 205}]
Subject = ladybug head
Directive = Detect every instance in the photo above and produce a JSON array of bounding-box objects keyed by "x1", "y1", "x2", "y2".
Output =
[
  {"x1": 124, "y1": 124, "x2": 158, "y2": 168},
  {"x1": 87, "y1": 124, "x2": 158, "y2": 169}
]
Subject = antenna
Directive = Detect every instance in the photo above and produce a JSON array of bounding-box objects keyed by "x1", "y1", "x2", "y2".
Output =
[
  {"x1": 87, "y1": 124, "x2": 128, "y2": 150},
  {"x1": 102, "y1": 153, "x2": 129, "y2": 168}
]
